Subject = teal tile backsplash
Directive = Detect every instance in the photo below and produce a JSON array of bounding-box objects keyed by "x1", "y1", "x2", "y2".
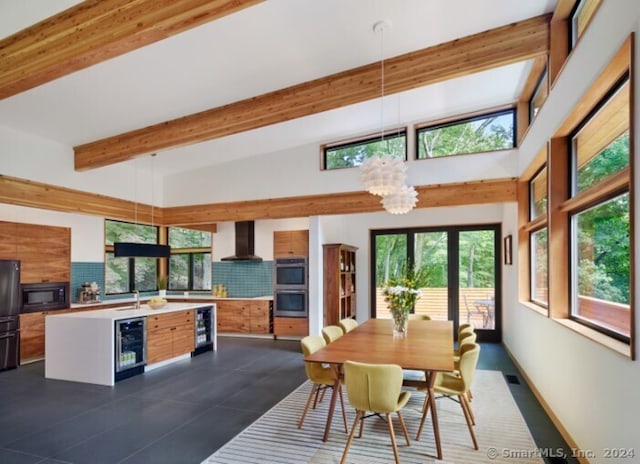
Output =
[
  {"x1": 71, "y1": 260, "x2": 273, "y2": 300},
  {"x1": 213, "y1": 260, "x2": 273, "y2": 297},
  {"x1": 71, "y1": 262, "x2": 104, "y2": 303}
]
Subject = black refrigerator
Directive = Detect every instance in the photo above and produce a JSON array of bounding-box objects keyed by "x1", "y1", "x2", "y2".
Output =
[{"x1": 0, "y1": 260, "x2": 20, "y2": 371}]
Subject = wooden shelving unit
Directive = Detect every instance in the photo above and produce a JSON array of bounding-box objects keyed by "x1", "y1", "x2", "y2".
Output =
[{"x1": 323, "y1": 243, "x2": 357, "y2": 327}]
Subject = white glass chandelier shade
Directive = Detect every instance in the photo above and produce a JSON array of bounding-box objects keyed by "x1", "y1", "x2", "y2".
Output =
[
  {"x1": 381, "y1": 184, "x2": 418, "y2": 214},
  {"x1": 359, "y1": 154, "x2": 407, "y2": 196}
]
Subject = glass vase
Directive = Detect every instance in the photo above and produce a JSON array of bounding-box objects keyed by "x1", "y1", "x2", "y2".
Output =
[{"x1": 392, "y1": 310, "x2": 409, "y2": 339}]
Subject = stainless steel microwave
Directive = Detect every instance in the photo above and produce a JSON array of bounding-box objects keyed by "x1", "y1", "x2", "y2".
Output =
[{"x1": 21, "y1": 281, "x2": 70, "y2": 313}]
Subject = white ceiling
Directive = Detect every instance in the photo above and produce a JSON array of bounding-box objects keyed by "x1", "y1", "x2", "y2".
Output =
[{"x1": 0, "y1": 0, "x2": 557, "y2": 176}]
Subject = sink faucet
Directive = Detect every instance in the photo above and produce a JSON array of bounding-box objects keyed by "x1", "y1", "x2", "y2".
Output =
[{"x1": 134, "y1": 290, "x2": 140, "y2": 309}]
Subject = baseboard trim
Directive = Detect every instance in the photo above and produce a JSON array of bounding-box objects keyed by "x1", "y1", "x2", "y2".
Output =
[{"x1": 503, "y1": 344, "x2": 590, "y2": 464}]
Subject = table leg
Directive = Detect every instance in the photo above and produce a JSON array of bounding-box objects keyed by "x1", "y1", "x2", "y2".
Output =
[
  {"x1": 427, "y1": 371, "x2": 443, "y2": 460},
  {"x1": 322, "y1": 365, "x2": 341, "y2": 442}
]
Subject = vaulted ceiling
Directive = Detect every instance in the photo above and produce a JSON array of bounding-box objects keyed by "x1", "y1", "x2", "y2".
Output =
[{"x1": 0, "y1": 0, "x2": 557, "y2": 176}]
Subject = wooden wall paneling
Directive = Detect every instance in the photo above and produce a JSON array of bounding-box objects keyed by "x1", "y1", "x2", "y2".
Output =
[
  {"x1": 0, "y1": 0, "x2": 264, "y2": 99},
  {"x1": 74, "y1": 15, "x2": 551, "y2": 170},
  {"x1": 549, "y1": 18, "x2": 569, "y2": 86}
]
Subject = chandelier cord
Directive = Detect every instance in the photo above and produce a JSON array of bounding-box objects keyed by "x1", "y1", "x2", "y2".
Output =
[{"x1": 380, "y1": 22, "x2": 385, "y2": 144}]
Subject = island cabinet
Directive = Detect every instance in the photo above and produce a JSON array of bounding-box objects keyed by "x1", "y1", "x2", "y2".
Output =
[
  {"x1": 215, "y1": 299, "x2": 271, "y2": 334},
  {"x1": 20, "y1": 308, "x2": 80, "y2": 363},
  {"x1": 146, "y1": 310, "x2": 195, "y2": 364},
  {"x1": 273, "y1": 230, "x2": 309, "y2": 257},
  {"x1": 323, "y1": 243, "x2": 358, "y2": 327}
]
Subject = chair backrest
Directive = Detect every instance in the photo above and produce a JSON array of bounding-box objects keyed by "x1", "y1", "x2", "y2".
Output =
[
  {"x1": 458, "y1": 323, "x2": 473, "y2": 335},
  {"x1": 300, "y1": 335, "x2": 328, "y2": 382},
  {"x1": 342, "y1": 361, "x2": 403, "y2": 413},
  {"x1": 322, "y1": 325, "x2": 343, "y2": 344},
  {"x1": 409, "y1": 314, "x2": 431, "y2": 320},
  {"x1": 458, "y1": 343, "x2": 481, "y2": 392},
  {"x1": 339, "y1": 318, "x2": 358, "y2": 333},
  {"x1": 458, "y1": 330, "x2": 477, "y2": 345}
]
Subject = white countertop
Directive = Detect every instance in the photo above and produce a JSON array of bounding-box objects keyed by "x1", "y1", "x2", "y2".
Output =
[
  {"x1": 70, "y1": 294, "x2": 272, "y2": 310},
  {"x1": 53, "y1": 302, "x2": 214, "y2": 321}
]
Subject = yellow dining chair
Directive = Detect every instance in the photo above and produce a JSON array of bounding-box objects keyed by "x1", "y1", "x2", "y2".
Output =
[
  {"x1": 408, "y1": 313, "x2": 431, "y2": 320},
  {"x1": 341, "y1": 361, "x2": 411, "y2": 464},
  {"x1": 322, "y1": 325, "x2": 344, "y2": 344},
  {"x1": 339, "y1": 317, "x2": 358, "y2": 333},
  {"x1": 416, "y1": 343, "x2": 481, "y2": 450},
  {"x1": 298, "y1": 335, "x2": 348, "y2": 434}
]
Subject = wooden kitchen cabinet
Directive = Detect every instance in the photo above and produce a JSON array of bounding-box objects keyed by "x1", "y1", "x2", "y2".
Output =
[
  {"x1": 0, "y1": 221, "x2": 70, "y2": 283},
  {"x1": 323, "y1": 243, "x2": 358, "y2": 327},
  {"x1": 146, "y1": 309, "x2": 195, "y2": 364},
  {"x1": 274, "y1": 316, "x2": 308, "y2": 337},
  {"x1": 20, "y1": 308, "x2": 77, "y2": 362},
  {"x1": 0, "y1": 221, "x2": 17, "y2": 260},
  {"x1": 273, "y1": 230, "x2": 309, "y2": 257},
  {"x1": 215, "y1": 299, "x2": 272, "y2": 334}
]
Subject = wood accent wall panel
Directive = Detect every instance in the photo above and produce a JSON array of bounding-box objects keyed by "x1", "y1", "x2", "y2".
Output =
[
  {"x1": 0, "y1": 0, "x2": 263, "y2": 99},
  {"x1": 74, "y1": 15, "x2": 551, "y2": 170},
  {"x1": 0, "y1": 221, "x2": 17, "y2": 260}
]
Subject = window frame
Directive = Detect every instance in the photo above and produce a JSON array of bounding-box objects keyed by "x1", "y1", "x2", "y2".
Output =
[
  {"x1": 529, "y1": 68, "x2": 548, "y2": 123},
  {"x1": 167, "y1": 226, "x2": 212, "y2": 292},
  {"x1": 104, "y1": 219, "x2": 160, "y2": 295},
  {"x1": 321, "y1": 127, "x2": 407, "y2": 170},
  {"x1": 415, "y1": 107, "x2": 516, "y2": 160}
]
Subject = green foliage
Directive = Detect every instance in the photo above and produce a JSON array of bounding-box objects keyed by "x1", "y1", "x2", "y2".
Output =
[
  {"x1": 576, "y1": 193, "x2": 629, "y2": 304},
  {"x1": 168, "y1": 227, "x2": 211, "y2": 248},
  {"x1": 417, "y1": 111, "x2": 514, "y2": 159},
  {"x1": 576, "y1": 132, "x2": 629, "y2": 193},
  {"x1": 325, "y1": 133, "x2": 406, "y2": 169}
]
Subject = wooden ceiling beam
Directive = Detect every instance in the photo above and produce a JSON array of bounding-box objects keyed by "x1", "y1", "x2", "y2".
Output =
[
  {"x1": 0, "y1": 174, "x2": 516, "y2": 224},
  {"x1": 162, "y1": 178, "x2": 517, "y2": 224},
  {"x1": 0, "y1": 0, "x2": 264, "y2": 99},
  {"x1": 74, "y1": 14, "x2": 551, "y2": 171}
]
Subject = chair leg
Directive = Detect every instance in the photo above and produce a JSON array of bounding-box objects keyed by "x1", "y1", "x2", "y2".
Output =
[
  {"x1": 313, "y1": 384, "x2": 323, "y2": 408},
  {"x1": 462, "y1": 392, "x2": 475, "y2": 425},
  {"x1": 386, "y1": 413, "x2": 401, "y2": 464},
  {"x1": 337, "y1": 384, "x2": 348, "y2": 433},
  {"x1": 459, "y1": 394, "x2": 479, "y2": 450},
  {"x1": 341, "y1": 410, "x2": 363, "y2": 464},
  {"x1": 397, "y1": 411, "x2": 410, "y2": 446},
  {"x1": 298, "y1": 383, "x2": 318, "y2": 429},
  {"x1": 416, "y1": 394, "x2": 431, "y2": 440}
]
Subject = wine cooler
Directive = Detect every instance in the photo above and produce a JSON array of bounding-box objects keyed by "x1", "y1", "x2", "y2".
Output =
[
  {"x1": 192, "y1": 306, "x2": 214, "y2": 356},
  {"x1": 115, "y1": 317, "x2": 146, "y2": 382}
]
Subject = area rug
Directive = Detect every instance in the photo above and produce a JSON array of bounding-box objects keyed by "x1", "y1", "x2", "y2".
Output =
[{"x1": 202, "y1": 370, "x2": 542, "y2": 464}]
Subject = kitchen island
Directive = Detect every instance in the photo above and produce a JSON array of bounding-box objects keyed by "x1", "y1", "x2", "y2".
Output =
[{"x1": 45, "y1": 302, "x2": 216, "y2": 386}]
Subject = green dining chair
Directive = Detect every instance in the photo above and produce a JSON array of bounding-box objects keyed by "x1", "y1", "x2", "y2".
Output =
[
  {"x1": 416, "y1": 343, "x2": 481, "y2": 450},
  {"x1": 298, "y1": 335, "x2": 348, "y2": 434},
  {"x1": 341, "y1": 361, "x2": 411, "y2": 464},
  {"x1": 322, "y1": 325, "x2": 344, "y2": 344}
]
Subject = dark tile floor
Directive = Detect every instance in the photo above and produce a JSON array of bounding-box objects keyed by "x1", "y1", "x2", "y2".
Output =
[{"x1": 0, "y1": 338, "x2": 575, "y2": 464}]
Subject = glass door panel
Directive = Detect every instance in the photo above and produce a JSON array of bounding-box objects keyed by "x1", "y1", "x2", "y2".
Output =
[
  {"x1": 458, "y1": 230, "x2": 496, "y2": 330},
  {"x1": 374, "y1": 234, "x2": 407, "y2": 319},
  {"x1": 414, "y1": 232, "x2": 448, "y2": 320}
]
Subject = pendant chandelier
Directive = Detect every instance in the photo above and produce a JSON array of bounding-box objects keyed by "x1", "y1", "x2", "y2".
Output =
[{"x1": 359, "y1": 20, "x2": 417, "y2": 214}]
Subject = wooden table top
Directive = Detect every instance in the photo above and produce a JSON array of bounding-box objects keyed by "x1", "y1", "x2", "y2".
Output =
[{"x1": 305, "y1": 318, "x2": 455, "y2": 373}]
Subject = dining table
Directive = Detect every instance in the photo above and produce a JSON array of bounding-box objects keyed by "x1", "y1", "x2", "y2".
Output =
[{"x1": 304, "y1": 318, "x2": 455, "y2": 460}]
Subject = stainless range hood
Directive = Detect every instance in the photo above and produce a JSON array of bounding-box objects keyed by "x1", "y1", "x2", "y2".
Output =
[{"x1": 221, "y1": 221, "x2": 263, "y2": 262}]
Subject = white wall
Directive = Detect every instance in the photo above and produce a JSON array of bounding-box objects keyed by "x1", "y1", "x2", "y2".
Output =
[{"x1": 505, "y1": 0, "x2": 640, "y2": 458}]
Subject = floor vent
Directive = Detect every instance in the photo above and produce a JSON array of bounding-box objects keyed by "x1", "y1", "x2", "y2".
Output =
[{"x1": 505, "y1": 374, "x2": 520, "y2": 385}]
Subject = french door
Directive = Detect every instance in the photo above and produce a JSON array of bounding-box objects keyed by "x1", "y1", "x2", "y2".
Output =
[{"x1": 371, "y1": 224, "x2": 501, "y2": 342}]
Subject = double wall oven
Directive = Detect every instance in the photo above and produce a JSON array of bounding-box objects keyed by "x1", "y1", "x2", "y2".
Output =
[{"x1": 273, "y1": 257, "x2": 308, "y2": 318}]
